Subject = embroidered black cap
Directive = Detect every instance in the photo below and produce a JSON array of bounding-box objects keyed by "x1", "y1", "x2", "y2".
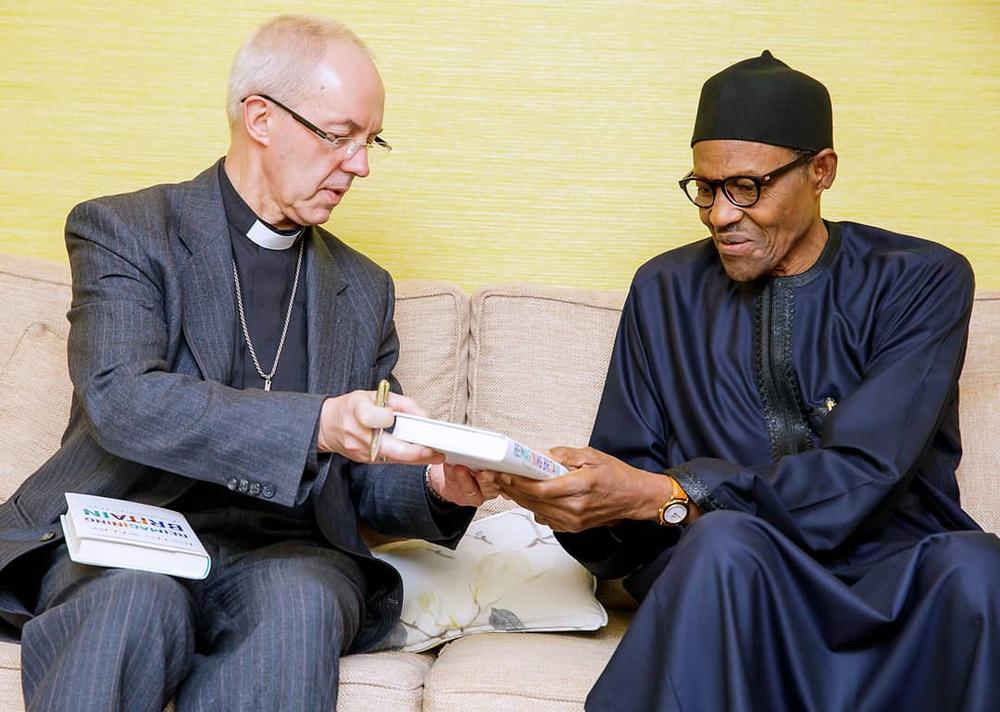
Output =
[{"x1": 691, "y1": 50, "x2": 833, "y2": 152}]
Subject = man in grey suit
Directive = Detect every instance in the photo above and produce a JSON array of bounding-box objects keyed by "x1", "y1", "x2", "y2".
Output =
[{"x1": 0, "y1": 14, "x2": 494, "y2": 711}]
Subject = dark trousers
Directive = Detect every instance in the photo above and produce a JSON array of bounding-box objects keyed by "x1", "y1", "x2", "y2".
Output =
[
  {"x1": 20, "y1": 508, "x2": 366, "y2": 712},
  {"x1": 587, "y1": 511, "x2": 1000, "y2": 712}
]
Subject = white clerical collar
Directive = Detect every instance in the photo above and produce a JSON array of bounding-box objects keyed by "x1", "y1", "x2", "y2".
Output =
[{"x1": 246, "y1": 219, "x2": 303, "y2": 251}]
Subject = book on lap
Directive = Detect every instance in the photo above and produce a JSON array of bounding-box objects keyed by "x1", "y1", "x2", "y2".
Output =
[
  {"x1": 60, "y1": 493, "x2": 211, "y2": 580},
  {"x1": 390, "y1": 413, "x2": 569, "y2": 480}
]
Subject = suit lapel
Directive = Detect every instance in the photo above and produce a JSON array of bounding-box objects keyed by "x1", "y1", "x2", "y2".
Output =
[
  {"x1": 306, "y1": 229, "x2": 351, "y2": 395},
  {"x1": 178, "y1": 165, "x2": 235, "y2": 384}
]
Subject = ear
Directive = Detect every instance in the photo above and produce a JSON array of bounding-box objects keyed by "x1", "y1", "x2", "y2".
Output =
[
  {"x1": 811, "y1": 148, "x2": 838, "y2": 193},
  {"x1": 241, "y1": 96, "x2": 273, "y2": 147}
]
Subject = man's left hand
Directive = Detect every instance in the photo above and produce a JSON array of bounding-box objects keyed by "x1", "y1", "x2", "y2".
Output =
[
  {"x1": 427, "y1": 463, "x2": 500, "y2": 507},
  {"x1": 494, "y1": 446, "x2": 676, "y2": 532}
]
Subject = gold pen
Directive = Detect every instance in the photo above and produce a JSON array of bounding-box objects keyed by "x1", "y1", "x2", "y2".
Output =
[{"x1": 369, "y1": 378, "x2": 391, "y2": 463}]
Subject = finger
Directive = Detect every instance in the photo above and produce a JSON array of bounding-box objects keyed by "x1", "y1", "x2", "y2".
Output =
[
  {"x1": 496, "y1": 473, "x2": 547, "y2": 494},
  {"x1": 549, "y1": 446, "x2": 601, "y2": 469},
  {"x1": 386, "y1": 392, "x2": 429, "y2": 418},
  {"x1": 477, "y1": 481, "x2": 501, "y2": 499},
  {"x1": 444, "y1": 463, "x2": 474, "y2": 478},
  {"x1": 474, "y1": 470, "x2": 499, "y2": 486},
  {"x1": 498, "y1": 471, "x2": 584, "y2": 498},
  {"x1": 494, "y1": 485, "x2": 552, "y2": 512},
  {"x1": 354, "y1": 393, "x2": 396, "y2": 429}
]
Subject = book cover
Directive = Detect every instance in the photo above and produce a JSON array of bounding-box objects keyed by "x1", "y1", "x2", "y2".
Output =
[
  {"x1": 390, "y1": 414, "x2": 569, "y2": 480},
  {"x1": 61, "y1": 493, "x2": 211, "y2": 580}
]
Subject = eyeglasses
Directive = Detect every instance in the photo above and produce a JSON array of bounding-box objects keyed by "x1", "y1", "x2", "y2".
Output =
[
  {"x1": 678, "y1": 152, "x2": 815, "y2": 209},
  {"x1": 242, "y1": 94, "x2": 392, "y2": 157}
]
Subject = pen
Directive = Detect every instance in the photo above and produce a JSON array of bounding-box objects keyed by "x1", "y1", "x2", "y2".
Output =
[{"x1": 369, "y1": 378, "x2": 391, "y2": 463}]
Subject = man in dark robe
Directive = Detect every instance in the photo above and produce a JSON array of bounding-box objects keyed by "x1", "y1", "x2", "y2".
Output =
[
  {"x1": 0, "y1": 15, "x2": 495, "y2": 711},
  {"x1": 497, "y1": 51, "x2": 1000, "y2": 711}
]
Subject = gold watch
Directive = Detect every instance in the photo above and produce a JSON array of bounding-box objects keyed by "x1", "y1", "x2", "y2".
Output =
[{"x1": 657, "y1": 476, "x2": 690, "y2": 526}]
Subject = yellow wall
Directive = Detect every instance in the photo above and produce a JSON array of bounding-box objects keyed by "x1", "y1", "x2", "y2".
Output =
[{"x1": 1, "y1": 1, "x2": 997, "y2": 292}]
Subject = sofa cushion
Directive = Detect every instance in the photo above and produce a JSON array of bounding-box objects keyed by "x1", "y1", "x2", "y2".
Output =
[
  {"x1": 0, "y1": 322, "x2": 72, "y2": 498},
  {"x1": 373, "y1": 508, "x2": 606, "y2": 653},
  {"x1": 468, "y1": 285, "x2": 625, "y2": 517},
  {"x1": 0, "y1": 640, "x2": 21, "y2": 712},
  {"x1": 0, "y1": 640, "x2": 433, "y2": 712},
  {"x1": 338, "y1": 650, "x2": 435, "y2": 712},
  {"x1": 390, "y1": 280, "x2": 470, "y2": 423},
  {"x1": 422, "y1": 609, "x2": 631, "y2": 712},
  {"x1": 0, "y1": 255, "x2": 71, "y2": 370}
]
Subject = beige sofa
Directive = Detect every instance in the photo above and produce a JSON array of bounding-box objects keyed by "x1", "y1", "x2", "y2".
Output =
[{"x1": 1, "y1": 253, "x2": 997, "y2": 711}]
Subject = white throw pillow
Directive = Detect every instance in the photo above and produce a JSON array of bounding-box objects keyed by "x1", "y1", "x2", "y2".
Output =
[{"x1": 373, "y1": 507, "x2": 608, "y2": 653}]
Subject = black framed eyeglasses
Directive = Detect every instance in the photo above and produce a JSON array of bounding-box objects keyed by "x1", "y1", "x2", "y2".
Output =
[
  {"x1": 242, "y1": 94, "x2": 392, "y2": 156},
  {"x1": 678, "y1": 152, "x2": 815, "y2": 209}
]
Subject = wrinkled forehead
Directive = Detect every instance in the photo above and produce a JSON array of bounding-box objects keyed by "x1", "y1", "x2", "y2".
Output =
[
  {"x1": 692, "y1": 139, "x2": 796, "y2": 177},
  {"x1": 300, "y1": 40, "x2": 385, "y2": 127}
]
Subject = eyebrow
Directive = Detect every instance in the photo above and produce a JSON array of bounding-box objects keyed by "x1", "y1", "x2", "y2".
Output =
[{"x1": 323, "y1": 117, "x2": 384, "y2": 137}]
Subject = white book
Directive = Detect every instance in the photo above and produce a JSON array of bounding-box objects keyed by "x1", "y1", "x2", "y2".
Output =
[
  {"x1": 60, "y1": 493, "x2": 211, "y2": 580},
  {"x1": 391, "y1": 414, "x2": 569, "y2": 480}
]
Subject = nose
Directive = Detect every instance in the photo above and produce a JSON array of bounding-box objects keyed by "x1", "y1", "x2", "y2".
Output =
[
  {"x1": 341, "y1": 146, "x2": 370, "y2": 178},
  {"x1": 704, "y1": 186, "x2": 742, "y2": 231}
]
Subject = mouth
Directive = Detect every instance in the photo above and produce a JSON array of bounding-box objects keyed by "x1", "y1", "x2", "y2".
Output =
[
  {"x1": 714, "y1": 235, "x2": 755, "y2": 256},
  {"x1": 320, "y1": 187, "x2": 348, "y2": 203}
]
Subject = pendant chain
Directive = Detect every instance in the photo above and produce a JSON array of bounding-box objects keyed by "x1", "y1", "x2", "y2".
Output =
[{"x1": 232, "y1": 237, "x2": 304, "y2": 391}]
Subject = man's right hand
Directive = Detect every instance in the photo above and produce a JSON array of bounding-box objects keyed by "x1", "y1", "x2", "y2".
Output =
[{"x1": 316, "y1": 390, "x2": 445, "y2": 465}]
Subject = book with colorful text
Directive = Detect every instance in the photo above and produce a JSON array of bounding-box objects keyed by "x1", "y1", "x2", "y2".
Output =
[
  {"x1": 390, "y1": 414, "x2": 569, "y2": 480},
  {"x1": 60, "y1": 493, "x2": 211, "y2": 580}
]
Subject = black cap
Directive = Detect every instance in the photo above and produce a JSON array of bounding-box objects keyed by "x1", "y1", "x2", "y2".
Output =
[{"x1": 691, "y1": 50, "x2": 833, "y2": 151}]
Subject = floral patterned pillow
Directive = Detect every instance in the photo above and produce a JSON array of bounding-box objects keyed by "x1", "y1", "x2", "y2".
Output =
[{"x1": 372, "y1": 507, "x2": 608, "y2": 652}]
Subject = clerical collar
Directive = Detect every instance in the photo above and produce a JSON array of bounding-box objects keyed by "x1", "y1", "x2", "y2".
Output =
[{"x1": 217, "y1": 158, "x2": 303, "y2": 250}]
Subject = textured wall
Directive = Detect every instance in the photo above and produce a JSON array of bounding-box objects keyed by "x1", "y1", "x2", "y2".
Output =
[{"x1": 1, "y1": 1, "x2": 997, "y2": 291}]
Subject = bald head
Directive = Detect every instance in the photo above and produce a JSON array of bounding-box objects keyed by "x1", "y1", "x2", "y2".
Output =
[{"x1": 226, "y1": 14, "x2": 377, "y2": 132}]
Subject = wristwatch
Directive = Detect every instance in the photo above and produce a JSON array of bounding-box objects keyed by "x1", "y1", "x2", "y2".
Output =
[{"x1": 657, "y1": 476, "x2": 690, "y2": 526}]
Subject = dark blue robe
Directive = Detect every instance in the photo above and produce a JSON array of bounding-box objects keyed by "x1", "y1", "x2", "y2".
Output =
[{"x1": 556, "y1": 221, "x2": 1000, "y2": 712}]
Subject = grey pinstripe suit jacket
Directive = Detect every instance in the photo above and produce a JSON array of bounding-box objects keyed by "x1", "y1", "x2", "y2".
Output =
[{"x1": 0, "y1": 164, "x2": 469, "y2": 649}]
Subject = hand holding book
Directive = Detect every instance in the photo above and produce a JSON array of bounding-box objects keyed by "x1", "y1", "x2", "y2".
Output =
[
  {"x1": 426, "y1": 462, "x2": 501, "y2": 506},
  {"x1": 390, "y1": 414, "x2": 568, "y2": 480}
]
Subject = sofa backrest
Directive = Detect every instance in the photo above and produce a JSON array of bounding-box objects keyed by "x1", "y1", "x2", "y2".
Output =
[
  {"x1": 1, "y1": 254, "x2": 997, "y2": 533},
  {"x1": 461, "y1": 284, "x2": 1000, "y2": 532},
  {"x1": 465, "y1": 285, "x2": 624, "y2": 517}
]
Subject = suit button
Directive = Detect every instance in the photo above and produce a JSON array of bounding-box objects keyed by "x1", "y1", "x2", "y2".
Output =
[
  {"x1": 226, "y1": 477, "x2": 239, "y2": 491},
  {"x1": 261, "y1": 484, "x2": 275, "y2": 499},
  {"x1": 249, "y1": 482, "x2": 261, "y2": 496},
  {"x1": 40, "y1": 531, "x2": 57, "y2": 542},
  {"x1": 238, "y1": 478, "x2": 249, "y2": 493}
]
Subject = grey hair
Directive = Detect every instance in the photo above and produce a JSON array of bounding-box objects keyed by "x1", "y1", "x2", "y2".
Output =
[{"x1": 226, "y1": 14, "x2": 371, "y2": 130}]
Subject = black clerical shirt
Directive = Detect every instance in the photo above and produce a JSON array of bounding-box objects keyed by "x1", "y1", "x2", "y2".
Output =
[{"x1": 218, "y1": 160, "x2": 309, "y2": 393}]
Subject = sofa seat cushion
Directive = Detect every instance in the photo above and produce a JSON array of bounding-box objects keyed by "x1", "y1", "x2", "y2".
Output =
[
  {"x1": 422, "y1": 609, "x2": 630, "y2": 711},
  {"x1": 338, "y1": 650, "x2": 436, "y2": 712},
  {"x1": 0, "y1": 640, "x2": 433, "y2": 712},
  {"x1": 0, "y1": 640, "x2": 21, "y2": 712}
]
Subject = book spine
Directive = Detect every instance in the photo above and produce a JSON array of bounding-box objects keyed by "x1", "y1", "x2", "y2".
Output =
[{"x1": 508, "y1": 440, "x2": 564, "y2": 478}]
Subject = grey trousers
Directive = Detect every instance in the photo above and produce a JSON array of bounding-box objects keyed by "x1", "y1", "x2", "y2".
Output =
[{"x1": 19, "y1": 508, "x2": 367, "y2": 712}]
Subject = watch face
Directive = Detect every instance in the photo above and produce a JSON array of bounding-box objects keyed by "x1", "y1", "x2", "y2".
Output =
[{"x1": 662, "y1": 502, "x2": 688, "y2": 525}]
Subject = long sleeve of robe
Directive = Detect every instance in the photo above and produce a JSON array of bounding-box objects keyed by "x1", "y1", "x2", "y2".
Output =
[{"x1": 557, "y1": 221, "x2": 981, "y2": 582}]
